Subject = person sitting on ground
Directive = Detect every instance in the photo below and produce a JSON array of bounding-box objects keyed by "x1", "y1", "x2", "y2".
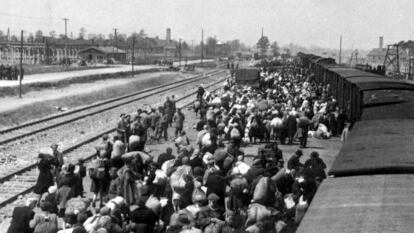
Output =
[{"x1": 287, "y1": 149, "x2": 304, "y2": 171}]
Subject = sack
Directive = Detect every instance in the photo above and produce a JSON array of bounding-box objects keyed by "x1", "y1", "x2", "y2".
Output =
[
  {"x1": 295, "y1": 196, "x2": 309, "y2": 224},
  {"x1": 230, "y1": 128, "x2": 241, "y2": 139},
  {"x1": 202, "y1": 133, "x2": 212, "y2": 148},
  {"x1": 245, "y1": 203, "x2": 273, "y2": 227},
  {"x1": 204, "y1": 222, "x2": 222, "y2": 233},
  {"x1": 252, "y1": 177, "x2": 269, "y2": 204},
  {"x1": 192, "y1": 187, "x2": 207, "y2": 203},
  {"x1": 65, "y1": 197, "x2": 90, "y2": 215},
  {"x1": 170, "y1": 165, "x2": 192, "y2": 192},
  {"x1": 231, "y1": 161, "x2": 250, "y2": 175},
  {"x1": 146, "y1": 195, "x2": 161, "y2": 215},
  {"x1": 230, "y1": 176, "x2": 249, "y2": 194},
  {"x1": 33, "y1": 213, "x2": 57, "y2": 233},
  {"x1": 91, "y1": 158, "x2": 106, "y2": 179},
  {"x1": 129, "y1": 135, "x2": 141, "y2": 151}
]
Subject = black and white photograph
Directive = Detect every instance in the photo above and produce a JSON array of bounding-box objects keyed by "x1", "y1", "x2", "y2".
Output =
[{"x1": 1, "y1": 1, "x2": 414, "y2": 232}]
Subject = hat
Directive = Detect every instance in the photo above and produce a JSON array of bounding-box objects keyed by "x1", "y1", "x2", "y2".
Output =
[
  {"x1": 207, "y1": 193, "x2": 220, "y2": 202},
  {"x1": 172, "y1": 192, "x2": 181, "y2": 200},
  {"x1": 295, "y1": 149, "x2": 303, "y2": 156},
  {"x1": 137, "y1": 196, "x2": 146, "y2": 207},
  {"x1": 48, "y1": 186, "x2": 57, "y2": 194}
]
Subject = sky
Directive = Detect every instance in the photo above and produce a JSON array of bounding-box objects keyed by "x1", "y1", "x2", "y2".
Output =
[{"x1": 1, "y1": 0, "x2": 414, "y2": 50}]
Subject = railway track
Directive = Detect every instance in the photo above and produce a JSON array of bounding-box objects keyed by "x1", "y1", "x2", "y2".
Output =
[
  {"x1": 0, "y1": 74, "x2": 228, "y2": 209},
  {"x1": 0, "y1": 70, "x2": 224, "y2": 180},
  {"x1": 0, "y1": 70, "x2": 223, "y2": 146}
]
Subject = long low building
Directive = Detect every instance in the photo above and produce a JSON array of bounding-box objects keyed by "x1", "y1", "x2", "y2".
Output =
[{"x1": 78, "y1": 46, "x2": 126, "y2": 63}]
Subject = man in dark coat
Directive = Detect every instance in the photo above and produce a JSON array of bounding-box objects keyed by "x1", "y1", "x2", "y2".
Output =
[
  {"x1": 130, "y1": 197, "x2": 159, "y2": 233},
  {"x1": 7, "y1": 198, "x2": 36, "y2": 233},
  {"x1": 286, "y1": 113, "x2": 297, "y2": 144},
  {"x1": 157, "y1": 147, "x2": 175, "y2": 167},
  {"x1": 287, "y1": 149, "x2": 304, "y2": 171}
]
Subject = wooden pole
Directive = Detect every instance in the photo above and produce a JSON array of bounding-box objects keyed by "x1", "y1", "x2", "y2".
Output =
[
  {"x1": 339, "y1": 35, "x2": 342, "y2": 64},
  {"x1": 19, "y1": 30, "x2": 23, "y2": 98},
  {"x1": 132, "y1": 36, "x2": 135, "y2": 76},
  {"x1": 201, "y1": 29, "x2": 204, "y2": 65}
]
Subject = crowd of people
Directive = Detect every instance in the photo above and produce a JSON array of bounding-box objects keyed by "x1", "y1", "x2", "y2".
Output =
[
  {"x1": 0, "y1": 64, "x2": 22, "y2": 80},
  {"x1": 7, "y1": 61, "x2": 348, "y2": 233}
]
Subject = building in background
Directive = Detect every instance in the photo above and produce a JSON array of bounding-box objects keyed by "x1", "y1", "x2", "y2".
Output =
[
  {"x1": 0, "y1": 28, "x2": 177, "y2": 65},
  {"x1": 78, "y1": 46, "x2": 126, "y2": 63},
  {"x1": 367, "y1": 37, "x2": 387, "y2": 67}
]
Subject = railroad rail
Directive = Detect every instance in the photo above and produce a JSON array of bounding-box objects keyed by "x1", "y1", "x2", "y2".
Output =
[
  {"x1": 0, "y1": 70, "x2": 224, "y2": 146},
  {"x1": 0, "y1": 74, "x2": 229, "y2": 209}
]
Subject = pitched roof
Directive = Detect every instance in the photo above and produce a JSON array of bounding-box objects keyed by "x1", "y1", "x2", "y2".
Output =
[
  {"x1": 78, "y1": 46, "x2": 126, "y2": 54},
  {"x1": 367, "y1": 48, "x2": 387, "y2": 57}
]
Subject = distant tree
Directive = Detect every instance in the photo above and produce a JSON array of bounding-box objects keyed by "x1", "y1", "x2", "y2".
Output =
[
  {"x1": 285, "y1": 48, "x2": 291, "y2": 57},
  {"x1": 108, "y1": 33, "x2": 114, "y2": 40},
  {"x1": 205, "y1": 37, "x2": 217, "y2": 56},
  {"x1": 138, "y1": 29, "x2": 146, "y2": 38},
  {"x1": 117, "y1": 34, "x2": 127, "y2": 43},
  {"x1": 59, "y1": 34, "x2": 66, "y2": 39},
  {"x1": 35, "y1": 30, "x2": 43, "y2": 42},
  {"x1": 10, "y1": 35, "x2": 18, "y2": 41},
  {"x1": 182, "y1": 41, "x2": 189, "y2": 51},
  {"x1": 271, "y1": 41, "x2": 280, "y2": 57},
  {"x1": 27, "y1": 33, "x2": 34, "y2": 42},
  {"x1": 49, "y1": 30, "x2": 56, "y2": 38},
  {"x1": 257, "y1": 36, "x2": 270, "y2": 58},
  {"x1": 229, "y1": 39, "x2": 241, "y2": 52},
  {"x1": 79, "y1": 27, "x2": 86, "y2": 39}
]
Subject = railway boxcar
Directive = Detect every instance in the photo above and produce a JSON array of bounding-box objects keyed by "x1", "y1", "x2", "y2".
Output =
[
  {"x1": 296, "y1": 118, "x2": 414, "y2": 233},
  {"x1": 345, "y1": 77, "x2": 414, "y2": 122},
  {"x1": 295, "y1": 174, "x2": 414, "y2": 233},
  {"x1": 235, "y1": 68, "x2": 260, "y2": 87}
]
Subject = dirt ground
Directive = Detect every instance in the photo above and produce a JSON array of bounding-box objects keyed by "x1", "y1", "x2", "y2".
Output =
[{"x1": 0, "y1": 71, "x2": 197, "y2": 129}]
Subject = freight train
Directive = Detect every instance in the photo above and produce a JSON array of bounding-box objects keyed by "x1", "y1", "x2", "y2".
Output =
[{"x1": 295, "y1": 53, "x2": 414, "y2": 232}]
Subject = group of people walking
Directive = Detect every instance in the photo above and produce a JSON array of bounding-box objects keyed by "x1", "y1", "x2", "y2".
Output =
[
  {"x1": 0, "y1": 64, "x2": 22, "y2": 80},
  {"x1": 7, "y1": 60, "x2": 345, "y2": 233}
]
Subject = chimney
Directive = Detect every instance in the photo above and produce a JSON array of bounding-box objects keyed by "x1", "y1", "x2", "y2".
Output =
[
  {"x1": 379, "y1": 36, "x2": 383, "y2": 49},
  {"x1": 166, "y1": 28, "x2": 171, "y2": 44}
]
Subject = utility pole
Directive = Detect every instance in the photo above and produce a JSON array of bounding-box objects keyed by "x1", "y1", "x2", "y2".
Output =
[
  {"x1": 113, "y1": 28, "x2": 118, "y2": 60},
  {"x1": 63, "y1": 18, "x2": 68, "y2": 70},
  {"x1": 132, "y1": 36, "x2": 135, "y2": 76},
  {"x1": 339, "y1": 35, "x2": 342, "y2": 64},
  {"x1": 261, "y1": 27, "x2": 264, "y2": 61},
  {"x1": 19, "y1": 30, "x2": 23, "y2": 98},
  {"x1": 179, "y1": 38, "x2": 182, "y2": 67},
  {"x1": 201, "y1": 28, "x2": 204, "y2": 65}
]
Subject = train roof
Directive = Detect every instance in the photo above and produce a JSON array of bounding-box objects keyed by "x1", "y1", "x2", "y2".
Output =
[
  {"x1": 328, "y1": 119, "x2": 414, "y2": 177},
  {"x1": 326, "y1": 67, "x2": 383, "y2": 78},
  {"x1": 347, "y1": 77, "x2": 414, "y2": 91},
  {"x1": 314, "y1": 57, "x2": 336, "y2": 65},
  {"x1": 296, "y1": 174, "x2": 414, "y2": 233}
]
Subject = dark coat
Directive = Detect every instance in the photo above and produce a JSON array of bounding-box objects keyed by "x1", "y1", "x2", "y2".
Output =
[
  {"x1": 7, "y1": 206, "x2": 35, "y2": 233},
  {"x1": 287, "y1": 154, "x2": 303, "y2": 171},
  {"x1": 286, "y1": 115, "x2": 297, "y2": 137},
  {"x1": 130, "y1": 206, "x2": 159, "y2": 233},
  {"x1": 34, "y1": 158, "x2": 55, "y2": 195}
]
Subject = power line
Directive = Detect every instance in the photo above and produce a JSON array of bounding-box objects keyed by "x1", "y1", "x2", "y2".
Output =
[{"x1": 0, "y1": 11, "x2": 60, "y2": 21}]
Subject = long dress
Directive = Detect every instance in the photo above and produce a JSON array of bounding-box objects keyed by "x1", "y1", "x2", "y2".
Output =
[{"x1": 33, "y1": 158, "x2": 55, "y2": 195}]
